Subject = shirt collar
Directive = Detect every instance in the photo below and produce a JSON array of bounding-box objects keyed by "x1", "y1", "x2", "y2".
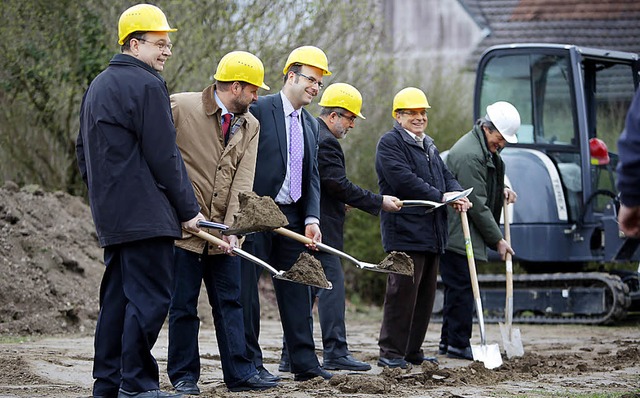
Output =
[
  {"x1": 214, "y1": 90, "x2": 232, "y2": 118},
  {"x1": 280, "y1": 91, "x2": 298, "y2": 118}
]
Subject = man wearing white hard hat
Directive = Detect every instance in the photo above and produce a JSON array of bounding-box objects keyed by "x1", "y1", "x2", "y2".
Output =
[{"x1": 438, "y1": 101, "x2": 520, "y2": 361}]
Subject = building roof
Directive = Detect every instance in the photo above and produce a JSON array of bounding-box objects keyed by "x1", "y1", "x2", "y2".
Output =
[{"x1": 460, "y1": 0, "x2": 640, "y2": 69}]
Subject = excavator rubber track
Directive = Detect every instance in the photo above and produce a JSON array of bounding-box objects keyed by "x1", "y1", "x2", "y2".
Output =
[{"x1": 434, "y1": 272, "x2": 632, "y2": 325}]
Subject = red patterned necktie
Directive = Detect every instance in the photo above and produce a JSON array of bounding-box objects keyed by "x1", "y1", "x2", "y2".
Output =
[
  {"x1": 289, "y1": 110, "x2": 303, "y2": 202},
  {"x1": 221, "y1": 113, "x2": 232, "y2": 142}
]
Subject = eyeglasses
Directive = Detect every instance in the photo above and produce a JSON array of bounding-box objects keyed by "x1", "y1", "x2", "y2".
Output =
[
  {"x1": 137, "y1": 38, "x2": 173, "y2": 52},
  {"x1": 294, "y1": 71, "x2": 324, "y2": 89},
  {"x1": 337, "y1": 112, "x2": 357, "y2": 123},
  {"x1": 398, "y1": 110, "x2": 428, "y2": 117}
]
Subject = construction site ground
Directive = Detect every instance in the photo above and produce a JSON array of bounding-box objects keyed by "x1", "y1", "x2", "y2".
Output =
[{"x1": 0, "y1": 184, "x2": 639, "y2": 398}]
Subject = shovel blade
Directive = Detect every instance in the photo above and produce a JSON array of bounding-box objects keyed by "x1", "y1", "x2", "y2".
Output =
[
  {"x1": 471, "y1": 343, "x2": 502, "y2": 369},
  {"x1": 499, "y1": 322, "x2": 525, "y2": 359},
  {"x1": 357, "y1": 262, "x2": 411, "y2": 275},
  {"x1": 273, "y1": 274, "x2": 333, "y2": 290}
]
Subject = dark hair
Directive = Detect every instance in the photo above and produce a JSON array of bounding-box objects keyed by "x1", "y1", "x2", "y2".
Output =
[
  {"x1": 121, "y1": 31, "x2": 145, "y2": 52},
  {"x1": 319, "y1": 106, "x2": 343, "y2": 117},
  {"x1": 216, "y1": 80, "x2": 249, "y2": 92},
  {"x1": 478, "y1": 117, "x2": 497, "y2": 132},
  {"x1": 283, "y1": 63, "x2": 302, "y2": 85}
]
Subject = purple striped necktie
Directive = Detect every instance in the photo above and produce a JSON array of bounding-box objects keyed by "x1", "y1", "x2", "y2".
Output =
[{"x1": 289, "y1": 110, "x2": 303, "y2": 202}]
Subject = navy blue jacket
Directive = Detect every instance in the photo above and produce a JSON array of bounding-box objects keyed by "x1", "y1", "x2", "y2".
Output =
[
  {"x1": 617, "y1": 88, "x2": 640, "y2": 207},
  {"x1": 249, "y1": 93, "x2": 321, "y2": 220},
  {"x1": 375, "y1": 122, "x2": 462, "y2": 253},
  {"x1": 317, "y1": 118, "x2": 382, "y2": 250},
  {"x1": 76, "y1": 54, "x2": 200, "y2": 247}
]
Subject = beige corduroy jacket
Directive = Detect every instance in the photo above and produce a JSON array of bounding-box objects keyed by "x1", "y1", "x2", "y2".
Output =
[{"x1": 171, "y1": 84, "x2": 259, "y2": 255}]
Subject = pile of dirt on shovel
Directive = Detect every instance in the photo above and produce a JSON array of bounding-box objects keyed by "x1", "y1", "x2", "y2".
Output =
[
  {"x1": 0, "y1": 181, "x2": 104, "y2": 335},
  {"x1": 282, "y1": 252, "x2": 331, "y2": 289},
  {"x1": 228, "y1": 191, "x2": 288, "y2": 235},
  {"x1": 376, "y1": 251, "x2": 414, "y2": 276}
]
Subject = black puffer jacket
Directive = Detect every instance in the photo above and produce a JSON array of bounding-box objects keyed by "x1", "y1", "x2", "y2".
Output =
[{"x1": 375, "y1": 122, "x2": 462, "y2": 253}]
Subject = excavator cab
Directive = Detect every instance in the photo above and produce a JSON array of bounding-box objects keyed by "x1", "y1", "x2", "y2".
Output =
[{"x1": 470, "y1": 44, "x2": 640, "y2": 323}]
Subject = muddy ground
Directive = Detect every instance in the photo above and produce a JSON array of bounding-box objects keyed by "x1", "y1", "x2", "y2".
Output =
[{"x1": 0, "y1": 184, "x2": 639, "y2": 397}]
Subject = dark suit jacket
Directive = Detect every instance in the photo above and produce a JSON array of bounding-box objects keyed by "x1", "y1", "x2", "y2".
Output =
[
  {"x1": 250, "y1": 93, "x2": 321, "y2": 220},
  {"x1": 317, "y1": 118, "x2": 382, "y2": 250}
]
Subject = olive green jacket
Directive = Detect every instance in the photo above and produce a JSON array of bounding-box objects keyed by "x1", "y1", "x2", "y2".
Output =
[{"x1": 445, "y1": 123, "x2": 505, "y2": 261}]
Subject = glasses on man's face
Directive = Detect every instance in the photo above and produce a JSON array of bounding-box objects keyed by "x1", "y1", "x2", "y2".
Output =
[
  {"x1": 137, "y1": 38, "x2": 173, "y2": 52},
  {"x1": 337, "y1": 112, "x2": 357, "y2": 123},
  {"x1": 399, "y1": 110, "x2": 428, "y2": 118},
  {"x1": 294, "y1": 71, "x2": 324, "y2": 89}
]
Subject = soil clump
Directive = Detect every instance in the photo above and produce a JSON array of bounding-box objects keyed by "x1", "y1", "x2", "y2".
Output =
[
  {"x1": 281, "y1": 252, "x2": 331, "y2": 289},
  {"x1": 376, "y1": 251, "x2": 414, "y2": 276},
  {"x1": 227, "y1": 191, "x2": 288, "y2": 235}
]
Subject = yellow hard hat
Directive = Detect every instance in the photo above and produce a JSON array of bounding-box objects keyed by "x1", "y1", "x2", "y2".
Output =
[
  {"x1": 318, "y1": 83, "x2": 365, "y2": 119},
  {"x1": 213, "y1": 51, "x2": 270, "y2": 90},
  {"x1": 118, "y1": 4, "x2": 177, "y2": 45},
  {"x1": 282, "y1": 46, "x2": 331, "y2": 76},
  {"x1": 392, "y1": 87, "x2": 431, "y2": 118}
]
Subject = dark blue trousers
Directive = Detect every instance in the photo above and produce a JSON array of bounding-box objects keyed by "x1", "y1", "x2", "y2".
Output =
[
  {"x1": 239, "y1": 204, "x2": 320, "y2": 374},
  {"x1": 439, "y1": 250, "x2": 474, "y2": 349},
  {"x1": 167, "y1": 247, "x2": 256, "y2": 388},
  {"x1": 313, "y1": 252, "x2": 349, "y2": 360},
  {"x1": 279, "y1": 252, "x2": 348, "y2": 363},
  {"x1": 92, "y1": 237, "x2": 174, "y2": 397}
]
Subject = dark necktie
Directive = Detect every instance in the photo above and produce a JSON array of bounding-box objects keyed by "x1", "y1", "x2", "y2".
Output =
[{"x1": 289, "y1": 110, "x2": 303, "y2": 202}]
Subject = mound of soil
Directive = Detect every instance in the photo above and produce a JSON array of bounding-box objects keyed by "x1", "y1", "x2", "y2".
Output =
[
  {"x1": 376, "y1": 251, "x2": 414, "y2": 276},
  {"x1": 281, "y1": 252, "x2": 331, "y2": 289},
  {"x1": 227, "y1": 191, "x2": 288, "y2": 235},
  {"x1": 0, "y1": 182, "x2": 103, "y2": 335}
]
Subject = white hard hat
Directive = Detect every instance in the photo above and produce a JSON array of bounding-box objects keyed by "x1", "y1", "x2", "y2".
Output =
[{"x1": 486, "y1": 101, "x2": 520, "y2": 144}]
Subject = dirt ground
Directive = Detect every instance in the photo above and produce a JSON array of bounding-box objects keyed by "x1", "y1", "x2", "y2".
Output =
[{"x1": 0, "y1": 184, "x2": 639, "y2": 398}]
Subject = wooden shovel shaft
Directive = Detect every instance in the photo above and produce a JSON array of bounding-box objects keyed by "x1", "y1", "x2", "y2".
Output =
[
  {"x1": 504, "y1": 198, "x2": 514, "y2": 329},
  {"x1": 273, "y1": 227, "x2": 370, "y2": 269},
  {"x1": 460, "y1": 211, "x2": 487, "y2": 345},
  {"x1": 192, "y1": 230, "x2": 283, "y2": 276}
]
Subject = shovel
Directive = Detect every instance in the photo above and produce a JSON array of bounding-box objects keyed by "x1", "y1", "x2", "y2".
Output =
[
  {"x1": 271, "y1": 227, "x2": 405, "y2": 274},
  {"x1": 460, "y1": 212, "x2": 503, "y2": 369},
  {"x1": 396, "y1": 188, "x2": 474, "y2": 212},
  {"x1": 499, "y1": 200, "x2": 524, "y2": 358},
  {"x1": 191, "y1": 228, "x2": 332, "y2": 290}
]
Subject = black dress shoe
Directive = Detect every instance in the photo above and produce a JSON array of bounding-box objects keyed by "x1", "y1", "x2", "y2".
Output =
[
  {"x1": 446, "y1": 345, "x2": 474, "y2": 360},
  {"x1": 405, "y1": 355, "x2": 439, "y2": 365},
  {"x1": 228, "y1": 374, "x2": 277, "y2": 392},
  {"x1": 118, "y1": 389, "x2": 183, "y2": 397},
  {"x1": 376, "y1": 357, "x2": 408, "y2": 369},
  {"x1": 278, "y1": 357, "x2": 291, "y2": 372},
  {"x1": 174, "y1": 380, "x2": 200, "y2": 395},
  {"x1": 438, "y1": 342, "x2": 448, "y2": 355},
  {"x1": 257, "y1": 366, "x2": 281, "y2": 382},
  {"x1": 293, "y1": 366, "x2": 333, "y2": 381},
  {"x1": 323, "y1": 355, "x2": 371, "y2": 371}
]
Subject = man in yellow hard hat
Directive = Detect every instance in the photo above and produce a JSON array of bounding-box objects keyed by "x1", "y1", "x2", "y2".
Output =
[
  {"x1": 374, "y1": 87, "x2": 470, "y2": 369},
  {"x1": 76, "y1": 4, "x2": 204, "y2": 398},
  {"x1": 277, "y1": 83, "x2": 400, "y2": 373},
  {"x1": 239, "y1": 45, "x2": 334, "y2": 382},
  {"x1": 166, "y1": 51, "x2": 277, "y2": 394}
]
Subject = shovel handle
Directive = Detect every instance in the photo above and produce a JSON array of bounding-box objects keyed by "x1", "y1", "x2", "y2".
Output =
[
  {"x1": 274, "y1": 227, "x2": 313, "y2": 245},
  {"x1": 503, "y1": 199, "x2": 514, "y2": 328},
  {"x1": 192, "y1": 230, "x2": 284, "y2": 276},
  {"x1": 274, "y1": 227, "x2": 370, "y2": 269},
  {"x1": 461, "y1": 211, "x2": 487, "y2": 345}
]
